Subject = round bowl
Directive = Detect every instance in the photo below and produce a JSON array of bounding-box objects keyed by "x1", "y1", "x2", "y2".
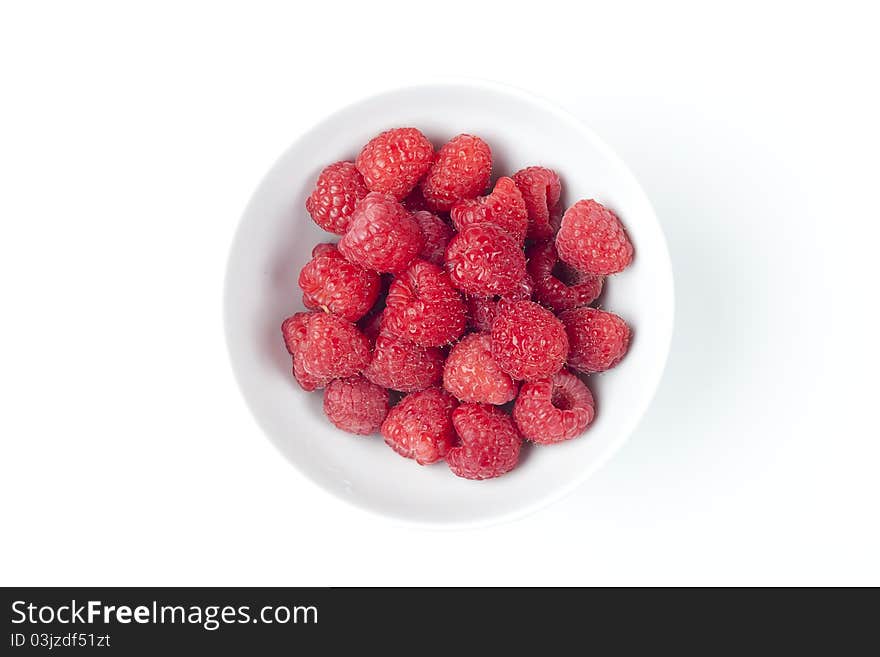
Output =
[{"x1": 224, "y1": 81, "x2": 674, "y2": 528}]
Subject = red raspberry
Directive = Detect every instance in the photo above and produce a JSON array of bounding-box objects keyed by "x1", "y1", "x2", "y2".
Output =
[
  {"x1": 465, "y1": 273, "x2": 534, "y2": 331},
  {"x1": 412, "y1": 210, "x2": 453, "y2": 267},
  {"x1": 338, "y1": 193, "x2": 424, "y2": 274},
  {"x1": 323, "y1": 375, "x2": 390, "y2": 435},
  {"x1": 310, "y1": 242, "x2": 343, "y2": 259},
  {"x1": 381, "y1": 387, "x2": 458, "y2": 465},
  {"x1": 292, "y1": 350, "x2": 329, "y2": 391},
  {"x1": 356, "y1": 128, "x2": 435, "y2": 200},
  {"x1": 443, "y1": 332, "x2": 517, "y2": 405},
  {"x1": 298, "y1": 247, "x2": 380, "y2": 322},
  {"x1": 421, "y1": 134, "x2": 492, "y2": 212},
  {"x1": 305, "y1": 161, "x2": 369, "y2": 235},
  {"x1": 513, "y1": 369, "x2": 595, "y2": 444},
  {"x1": 512, "y1": 166, "x2": 562, "y2": 240},
  {"x1": 282, "y1": 312, "x2": 333, "y2": 390},
  {"x1": 281, "y1": 312, "x2": 313, "y2": 355},
  {"x1": 526, "y1": 241, "x2": 603, "y2": 312},
  {"x1": 363, "y1": 333, "x2": 444, "y2": 393},
  {"x1": 445, "y1": 223, "x2": 527, "y2": 297},
  {"x1": 491, "y1": 300, "x2": 568, "y2": 381},
  {"x1": 383, "y1": 260, "x2": 466, "y2": 347},
  {"x1": 299, "y1": 312, "x2": 371, "y2": 380},
  {"x1": 556, "y1": 199, "x2": 634, "y2": 275},
  {"x1": 559, "y1": 307, "x2": 631, "y2": 373},
  {"x1": 446, "y1": 404, "x2": 522, "y2": 480},
  {"x1": 450, "y1": 177, "x2": 528, "y2": 244}
]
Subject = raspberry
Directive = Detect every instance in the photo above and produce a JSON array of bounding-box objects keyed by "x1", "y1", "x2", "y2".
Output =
[
  {"x1": 465, "y1": 273, "x2": 534, "y2": 331},
  {"x1": 338, "y1": 193, "x2": 425, "y2": 274},
  {"x1": 323, "y1": 375, "x2": 390, "y2": 435},
  {"x1": 292, "y1": 350, "x2": 329, "y2": 391},
  {"x1": 281, "y1": 312, "x2": 313, "y2": 355},
  {"x1": 305, "y1": 161, "x2": 369, "y2": 235},
  {"x1": 513, "y1": 369, "x2": 595, "y2": 443},
  {"x1": 381, "y1": 387, "x2": 458, "y2": 465},
  {"x1": 298, "y1": 247, "x2": 380, "y2": 322},
  {"x1": 443, "y1": 332, "x2": 517, "y2": 405},
  {"x1": 310, "y1": 242, "x2": 343, "y2": 259},
  {"x1": 559, "y1": 307, "x2": 631, "y2": 373},
  {"x1": 450, "y1": 177, "x2": 528, "y2": 244},
  {"x1": 512, "y1": 166, "x2": 562, "y2": 240},
  {"x1": 444, "y1": 223, "x2": 527, "y2": 297},
  {"x1": 299, "y1": 312, "x2": 371, "y2": 380},
  {"x1": 382, "y1": 260, "x2": 466, "y2": 347},
  {"x1": 526, "y1": 241, "x2": 603, "y2": 312},
  {"x1": 556, "y1": 199, "x2": 634, "y2": 275},
  {"x1": 282, "y1": 312, "x2": 333, "y2": 390},
  {"x1": 491, "y1": 300, "x2": 568, "y2": 381},
  {"x1": 363, "y1": 333, "x2": 444, "y2": 393},
  {"x1": 412, "y1": 211, "x2": 453, "y2": 266},
  {"x1": 421, "y1": 134, "x2": 492, "y2": 212},
  {"x1": 356, "y1": 128, "x2": 435, "y2": 200},
  {"x1": 446, "y1": 404, "x2": 522, "y2": 480}
]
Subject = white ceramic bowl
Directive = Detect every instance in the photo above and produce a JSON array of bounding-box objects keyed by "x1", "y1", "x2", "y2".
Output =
[{"x1": 224, "y1": 81, "x2": 674, "y2": 528}]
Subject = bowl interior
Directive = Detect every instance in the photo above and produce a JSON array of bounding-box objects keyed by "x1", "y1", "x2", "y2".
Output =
[{"x1": 224, "y1": 82, "x2": 674, "y2": 526}]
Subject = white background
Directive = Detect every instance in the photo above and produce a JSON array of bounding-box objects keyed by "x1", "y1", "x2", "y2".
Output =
[{"x1": 2, "y1": 1, "x2": 878, "y2": 586}]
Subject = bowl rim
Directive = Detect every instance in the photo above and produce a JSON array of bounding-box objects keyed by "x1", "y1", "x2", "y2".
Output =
[{"x1": 223, "y1": 78, "x2": 675, "y2": 530}]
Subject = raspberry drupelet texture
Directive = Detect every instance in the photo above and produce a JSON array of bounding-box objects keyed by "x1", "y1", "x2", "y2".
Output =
[
  {"x1": 450, "y1": 176, "x2": 528, "y2": 244},
  {"x1": 382, "y1": 260, "x2": 467, "y2": 347},
  {"x1": 444, "y1": 223, "x2": 527, "y2": 297},
  {"x1": 363, "y1": 333, "x2": 444, "y2": 393},
  {"x1": 556, "y1": 199, "x2": 634, "y2": 276},
  {"x1": 446, "y1": 404, "x2": 523, "y2": 480},
  {"x1": 356, "y1": 127, "x2": 435, "y2": 201},
  {"x1": 305, "y1": 161, "x2": 369, "y2": 235},
  {"x1": 421, "y1": 134, "x2": 492, "y2": 212},
  {"x1": 513, "y1": 369, "x2": 595, "y2": 444},
  {"x1": 443, "y1": 332, "x2": 517, "y2": 405},
  {"x1": 323, "y1": 375, "x2": 390, "y2": 435},
  {"x1": 512, "y1": 166, "x2": 562, "y2": 240},
  {"x1": 281, "y1": 312, "x2": 313, "y2": 355},
  {"x1": 281, "y1": 312, "x2": 370, "y2": 392},
  {"x1": 298, "y1": 312, "x2": 371, "y2": 381},
  {"x1": 291, "y1": 350, "x2": 329, "y2": 392},
  {"x1": 381, "y1": 387, "x2": 458, "y2": 465},
  {"x1": 526, "y1": 240, "x2": 604, "y2": 313},
  {"x1": 412, "y1": 211, "x2": 453, "y2": 267},
  {"x1": 310, "y1": 241, "x2": 343, "y2": 259},
  {"x1": 466, "y1": 273, "x2": 534, "y2": 332},
  {"x1": 559, "y1": 307, "x2": 631, "y2": 373},
  {"x1": 282, "y1": 312, "x2": 332, "y2": 391},
  {"x1": 338, "y1": 193, "x2": 425, "y2": 274},
  {"x1": 491, "y1": 300, "x2": 569, "y2": 381},
  {"x1": 298, "y1": 245, "x2": 381, "y2": 322}
]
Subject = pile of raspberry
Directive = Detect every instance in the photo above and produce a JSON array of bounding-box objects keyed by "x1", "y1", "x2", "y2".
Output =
[{"x1": 282, "y1": 128, "x2": 634, "y2": 480}]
